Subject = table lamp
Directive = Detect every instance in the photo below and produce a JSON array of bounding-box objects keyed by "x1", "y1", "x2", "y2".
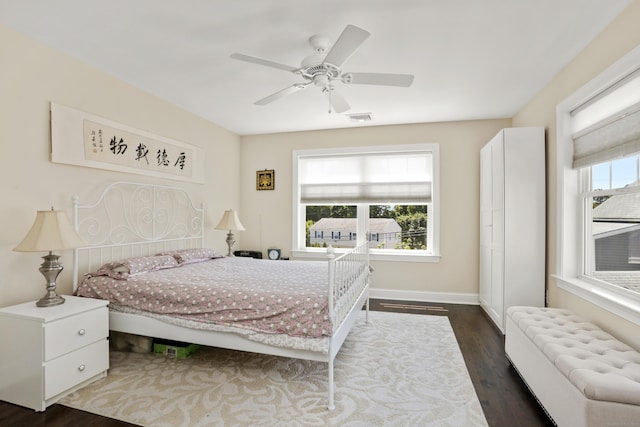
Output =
[
  {"x1": 215, "y1": 209, "x2": 245, "y2": 256},
  {"x1": 13, "y1": 208, "x2": 86, "y2": 307}
]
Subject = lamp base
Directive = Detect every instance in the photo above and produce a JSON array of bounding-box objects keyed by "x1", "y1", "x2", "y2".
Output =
[
  {"x1": 225, "y1": 231, "x2": 236, "y2": 257},
  {"x1": 36, "y1": 292, "x2": 65, "y2": 307},
  {"x1": 36, "y1": 252, "x2": 65, "y2": 308}
]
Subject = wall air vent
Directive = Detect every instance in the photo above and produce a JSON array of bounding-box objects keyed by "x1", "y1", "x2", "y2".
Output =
[{"x1": 347, "y1": 113, "x2": 373, "y2": 123}]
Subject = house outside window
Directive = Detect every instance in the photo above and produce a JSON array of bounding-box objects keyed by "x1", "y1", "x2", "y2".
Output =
[
  {"x1": 556, "y1": 44, "x2": 640, "y2": 325},
  {"x1": 309, "y1": 218, "x2": 401, "y2": 249},
  {"x1": 588, "y1": 157, "x2": 640, "y2": 275},
  {"x1": 292, "y1": 144, "x2": 439, "y2": 262}
]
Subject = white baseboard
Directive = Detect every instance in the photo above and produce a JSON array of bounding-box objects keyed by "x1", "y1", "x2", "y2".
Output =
[{"x1": 369, "y1": 288, "x2": 480, "y2": 305}]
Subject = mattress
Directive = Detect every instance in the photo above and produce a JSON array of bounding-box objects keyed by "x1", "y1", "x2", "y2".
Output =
[{"x1": 77, "y1": 256, "x2": 332, "y2": 339}]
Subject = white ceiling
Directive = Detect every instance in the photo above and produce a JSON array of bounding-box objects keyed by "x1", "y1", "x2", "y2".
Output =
[{"x1": 0, "y1": 0, "x2": 631, "y2": 135}]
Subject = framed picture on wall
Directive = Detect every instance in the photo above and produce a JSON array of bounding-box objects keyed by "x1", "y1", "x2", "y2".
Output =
[
  {"x1": 256, "y1": 169, "x2": 275, "y2": 190},
  {"x1": 50, "y1": 102, "x2": 204, "y2": 184}
]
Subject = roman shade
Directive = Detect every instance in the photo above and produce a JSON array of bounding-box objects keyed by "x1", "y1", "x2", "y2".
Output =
[
  {"x1": 572, "y1": 68, "x2": 640, "y2": 168},
  {"x1": 299, "y1": 151, "x2": 432, "y2": 203}
]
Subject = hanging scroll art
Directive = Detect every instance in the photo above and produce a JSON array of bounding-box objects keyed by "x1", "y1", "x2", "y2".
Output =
[{"x1": 50, "y1": 103, "x2": 204, "y2": 184}]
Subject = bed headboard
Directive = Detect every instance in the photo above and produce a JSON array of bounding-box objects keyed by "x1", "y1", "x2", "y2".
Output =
[{"x1": 72, "y1": 181, "x2": 204, "y2": 290}]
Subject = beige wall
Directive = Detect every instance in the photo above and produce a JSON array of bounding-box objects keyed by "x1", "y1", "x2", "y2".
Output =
[
  {"x1": 513, "y1": 1, "x2": 640, "y2": 348},
  {"x1": 0, "y1": 25, "x2": 241, "y2": 307},
  {"x1": 240, "y1": 119, "x2": 511, "y2": 300}
]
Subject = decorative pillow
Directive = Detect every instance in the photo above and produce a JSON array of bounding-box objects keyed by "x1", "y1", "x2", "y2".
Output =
[
  {"x1": 93, "y1": 255, "x2": 178, "y2": 279},
  {"x1": 155, "y1": 248, "x2": 221, "y2": 264}
]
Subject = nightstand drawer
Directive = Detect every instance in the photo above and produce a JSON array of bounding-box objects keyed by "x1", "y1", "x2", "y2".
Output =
[
  {"x1": 45, "y1": 307, "x2": 108, "y2": 360},
  {"x1": 44, "y1": 339, "x2": 109, "y2": 399}
]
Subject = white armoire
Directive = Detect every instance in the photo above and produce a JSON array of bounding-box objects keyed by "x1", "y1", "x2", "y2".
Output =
[{"x1": 479, "y1": 127, "x2": 545, "y2": 333}]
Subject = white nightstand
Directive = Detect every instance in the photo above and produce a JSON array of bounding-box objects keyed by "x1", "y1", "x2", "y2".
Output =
[{"x1": 0, "y1": 295, "x2": 109, "y2": 411}]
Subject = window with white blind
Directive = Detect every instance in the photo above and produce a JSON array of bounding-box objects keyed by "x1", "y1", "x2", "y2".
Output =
[
  {"x1": 556, "y1": 44, "x2": 640, "y2": 325},
  {"x1": 571, "y1": 67, "x2": 640, "y2": 168},
  {"x1": 292, "y1": 144, "x2": 439, "y2": 261}
]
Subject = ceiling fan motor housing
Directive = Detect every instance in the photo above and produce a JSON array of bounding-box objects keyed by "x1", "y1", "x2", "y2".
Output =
[
  {"x1": 301, "y1": 64, "x2": 340, "y2": 86},
  {"x1": 300, "y1": 34, "x2": 340, "y2": 87}
]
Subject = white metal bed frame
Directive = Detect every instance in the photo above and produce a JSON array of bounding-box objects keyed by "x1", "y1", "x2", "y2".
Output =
[{"x1": 72, "y1": 181, "x2": 370, "y2": 409}]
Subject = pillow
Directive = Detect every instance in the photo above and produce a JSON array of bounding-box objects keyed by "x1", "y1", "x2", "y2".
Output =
[
  {"x1": 155, "y1": 248, "x2": 221, "y2": 264},
  {"x1": 93, "y1": 255, "x2": 178, "y2": 279}
]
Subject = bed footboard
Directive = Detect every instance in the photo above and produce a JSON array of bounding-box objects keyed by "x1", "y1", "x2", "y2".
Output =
[
  {"x1": 327, "y1": 242, "x2": 370, "y2": 331},
  {"x1": 325, "y1": 242, "x2": 370, "y2": 410}
]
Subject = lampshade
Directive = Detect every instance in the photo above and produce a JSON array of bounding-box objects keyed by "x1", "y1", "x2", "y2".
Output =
[
  {"x1": 215, "y1": 209, "x2": 246, "y2": 231},
  {"x1": 14, "y1": 209, "x2": 86, "y2": 252}
]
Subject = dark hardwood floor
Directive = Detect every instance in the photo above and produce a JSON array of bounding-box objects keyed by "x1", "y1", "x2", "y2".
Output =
[{"x1": 0, "y1": 299, "x2": 554, "y2": 427}]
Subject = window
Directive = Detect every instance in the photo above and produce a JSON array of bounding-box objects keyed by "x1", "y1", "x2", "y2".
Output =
[
  {"x1": 292, "y1": 144, "x2": 439, "y2": 261},
  {"x1": 556, "y1": 44, "x2": 640, "y2": 325},
  {"x1": 584, "y1": 155, "x2": 640, "y2": 276}
]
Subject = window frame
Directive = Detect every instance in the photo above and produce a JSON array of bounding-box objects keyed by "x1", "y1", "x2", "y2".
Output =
[
  {"x1": 555, "y1": 44, "x2": 640, "y2": 326},
  {"x1": 291, "y1": 144, "x2": 440, "y2": 263}
]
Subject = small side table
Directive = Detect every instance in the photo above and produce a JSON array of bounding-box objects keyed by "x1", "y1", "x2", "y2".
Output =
[{"x1": 0, "y1": 295, "x2": 109, "y2": 411}]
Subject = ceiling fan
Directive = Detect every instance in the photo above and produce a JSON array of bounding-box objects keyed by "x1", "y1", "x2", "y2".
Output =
[{"x1": 230, "y1": 24, "x2": 414, "y2": 114}]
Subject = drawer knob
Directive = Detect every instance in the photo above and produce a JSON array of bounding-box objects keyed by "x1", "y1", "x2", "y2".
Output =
[
  {"x1": 78, "y1": 364, "x2": 86, "y2": 372},
  {"x1": 78, "y1": 329, "x2": 86, "y2": 336}
]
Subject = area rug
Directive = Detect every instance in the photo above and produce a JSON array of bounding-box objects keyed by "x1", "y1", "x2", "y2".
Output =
[{"x1": 59, "y1": 311, "x2": 488, "y2": 427}]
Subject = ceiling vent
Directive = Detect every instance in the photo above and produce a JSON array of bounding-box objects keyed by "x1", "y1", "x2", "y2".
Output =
[{"x1": 347, "y1": 112, "x2": 373, "y2": 123}]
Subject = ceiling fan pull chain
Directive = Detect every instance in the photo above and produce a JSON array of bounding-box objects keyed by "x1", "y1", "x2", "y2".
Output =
[{"x1": 328, "y1": 86, "x2": 332, "y2": 114}]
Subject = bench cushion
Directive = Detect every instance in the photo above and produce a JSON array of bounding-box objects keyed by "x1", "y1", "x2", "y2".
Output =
[{"x1": 507, "y1": 306, "x2": 640, "y2": 406}]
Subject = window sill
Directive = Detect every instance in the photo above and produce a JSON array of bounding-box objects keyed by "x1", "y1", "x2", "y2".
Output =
[
  {"x1": 554, "y1": 274, "x2": 640, "y2": 326},
  {"x1": 291, "y1": 249, "x2": 440, "y2": 263}
]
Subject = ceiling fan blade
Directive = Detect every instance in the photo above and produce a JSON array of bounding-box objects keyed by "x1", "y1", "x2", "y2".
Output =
[
  {"x1": 342, "y1": 72, "x2": 414, "y2": 87},
  {"x1": 230, "y1": 53, "x2": 298, "y2": 73},
  {"x1": 255, "y1": 83, "x2": 309, "y2": 106},
  {"x1": 322, "y1": 25, "x2": 370, "y2": 68},
  {"x1": 327, "y1": 89, "x2": 350, "y2": 113}
]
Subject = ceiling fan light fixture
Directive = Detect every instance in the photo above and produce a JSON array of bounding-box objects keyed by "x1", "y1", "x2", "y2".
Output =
[
  {"x1": 314, "y1": 74, "x2": 330, "y2": 87},
  {"x1": 230, "y1": 24, "x2": 414, "y2": 113},
  {"x1": 348, "y1": 113, "x2": 373, "y2": 123}
]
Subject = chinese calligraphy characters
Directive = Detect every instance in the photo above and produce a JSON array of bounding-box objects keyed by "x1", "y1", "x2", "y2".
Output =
[{"x1": 84, "y1": 119, "x2": 193, "y2": 177}]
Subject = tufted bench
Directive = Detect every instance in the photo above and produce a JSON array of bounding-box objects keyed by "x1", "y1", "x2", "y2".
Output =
[{"x1": 505, "y1": 306, "x2": 640, "y2": 427}]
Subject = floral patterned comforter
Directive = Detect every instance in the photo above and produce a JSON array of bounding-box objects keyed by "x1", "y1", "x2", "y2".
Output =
[{"x1": 77, "y1": 257, "x2": 332, "y2": 338}]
